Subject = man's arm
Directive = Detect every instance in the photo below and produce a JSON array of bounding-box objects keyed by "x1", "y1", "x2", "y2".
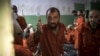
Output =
[
  {"x1": 34, "y1": 29, "x2": 41, "y2": 43},
  {"x1": 34, "y1": 18, "x2": 43, "y2": 43}
]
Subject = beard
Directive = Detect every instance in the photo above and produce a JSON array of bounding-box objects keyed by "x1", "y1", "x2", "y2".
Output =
[
  {"x1": 90, "y1": 22, "x2": 97, "y2": 29},
  {"x1": 49, "y1": 23, "x2": 58, "y2": 30}
]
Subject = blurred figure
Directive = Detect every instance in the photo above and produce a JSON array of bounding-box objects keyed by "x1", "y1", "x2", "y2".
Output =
[
  {"x1": 34, "y1": 7, "x2": 65, "y2": 56},
  {"x1": 14, "y1": 45, "x2": 33, "y2": 56},
  {"x1": 74, "y1": 10, "x2": 85, "y2": 30},
  {"x1": 12, "y1": 5, "x2": 23, "y2": 45},
  {"x1": 12, "y1": 5, "x2": 33, "y2": 56},
  {"x1": 65, "y1": 25, "x2": 74, "y2": 44},
  {"x1": 64, "y1": 25, "x2": 77, "y2": 56},
  {"x1": 12, "y1": 5, "x2": 27, "y2": 30},
  {"x1": 72, "y1": 10, "x2": 77, "y2": 16},
  {"x1": 23, "y1": 24, "x2": 37, "y2": 54},
  {"x1": 84, "y1": 10, "x2": 89, "y2": 22},
  {"x1": 85, "y1": 10, "x2": 89, "y2": 19},
  {"x1": 23, "y1": 24, "x2": 34, "y2": 48},
  {"x1": 74, "y1": 9, "x2": 100, "y2": 56}
]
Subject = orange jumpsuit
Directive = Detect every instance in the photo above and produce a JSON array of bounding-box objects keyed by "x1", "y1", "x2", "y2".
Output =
[
  {"x1": 75, "y1": 15, "x2": 85, "y2": 29},
  {"x1": 14, "y1": 45, "x2": 33, "y2": 56},
  {"x1": 39, "y1": 23, "x2": 65, "y2": 56},
  {"x1": 65, "y1": 28, "x2": 75, "y2": 44},
  {"x1": 74, "y1": 22, "x2": 100, "y2": 56},
  {"x1": 17, "y1": 16, "x2": 27, "y2": 30},
  {"x1": 14, "y1": 16, "x2": 27, "y2": 45},
  {"x1": 76, "y1": 16, "x2": 84, "y2": 25}
]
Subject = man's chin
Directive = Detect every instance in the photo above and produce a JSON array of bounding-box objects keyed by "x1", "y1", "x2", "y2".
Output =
[{"x1": 49, "y1": 25, "x2": 57, "y2": 30}]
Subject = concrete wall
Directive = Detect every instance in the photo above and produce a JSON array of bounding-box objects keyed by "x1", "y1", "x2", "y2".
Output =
[{"x1": 11, "y1": 0, "x2": 88, "y2": 16}]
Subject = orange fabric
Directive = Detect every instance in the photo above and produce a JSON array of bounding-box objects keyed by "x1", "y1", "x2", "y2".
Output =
[
  {"x1": 74, "y1": 22, "x2": 100, "y2": 56},
  {"x1": 40, "y1": 23, "x2": 65, "y2": 56},
  {"x1": 65, "y1": 29, "x2": 74, "y2": 44},
  {"x1": 14, "y1": 35, "x2": 23, "y2": 45},
  {"x1": 14, "y1": 16, "x2": 26, "y2": 45},
  {"x1": 23, "y1": 32, "x2": 37, "y2": 52},
  {"x1": 27, "y1": 32, "x2": 37, "y2": 52},
  {"x1": 23, "y1": 38, "x2": 28, "y2": 48},
  {"x1": 14, "y1": 45, "x2": 33, "y2": 56},
  {"x1": 76, "y1": 16, "x2": 84, "y2": 26},
  {"x1": 17, "y1": 16, "x2": 27, "y2": 30}
]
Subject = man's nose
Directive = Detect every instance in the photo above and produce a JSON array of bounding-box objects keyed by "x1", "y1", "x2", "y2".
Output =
[
  {"x1": 50, "y1": 20, "x2": 54, "y2": 23},
  {"x1": 91, "y1": 18, "x2": 95, "y2": 21}
]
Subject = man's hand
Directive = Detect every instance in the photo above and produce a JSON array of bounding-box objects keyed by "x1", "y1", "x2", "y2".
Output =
[{"x1": 37, "y1": 18, "x2": 43, "y2": 33}]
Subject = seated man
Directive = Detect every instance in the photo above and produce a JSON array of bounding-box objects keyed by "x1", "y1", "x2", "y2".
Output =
[
  {"x1": 64, "y1": 25, "x2": 77, "y2": 56},
  {"x1": 23, "y1": 24, "x2": 36, "y2": 53}
]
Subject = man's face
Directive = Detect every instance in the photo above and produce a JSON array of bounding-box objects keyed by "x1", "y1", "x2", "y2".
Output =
[
  {"x1": 12, "y1": 6, "x2": 17, "y2": 13},
  {"x1": 47, "y1": 11, "x2": 60, "y2": 29},
  {"x1": 89, "y1": 10, "x2": 100, "y2": 25}
]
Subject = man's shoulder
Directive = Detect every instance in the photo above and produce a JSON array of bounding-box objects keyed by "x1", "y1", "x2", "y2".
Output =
[
  {"x1": 60, "y1": 22, "x2": 65, "y2": 26},
  {"x1": 18, "y1": 16, "x2": 25, "y2": 19},
  {"x1": 59, "y1": 22, "x2": 66, "y2": 29},
  {"x1": 42, "y1": 24, "x2": 48, "y2": 29}
]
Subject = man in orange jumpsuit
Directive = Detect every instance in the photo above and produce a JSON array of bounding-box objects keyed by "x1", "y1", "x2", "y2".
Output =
[
  {"x1": 12, "y1": 5, "x2": 33, "y2": 56},
  {"x1": 34, "y1": 7, "x2": 65, "y2": 56},
  {"x1": 12, "y1": 5, "x2": 27, "y2": 30},
  {"x1": 64, "y1": 25, "x2": 78, "y2": 56},
  {"x1": 74, "y1": 10, "x2": 85, "y2": 30},
  {"x1": 12, "y1": 5, "x2": 27, "y2": 45},
  {"x1": 65, "y1": 25, "x2": 74, "y2": 44},
  {"x1": 14, "y1": 45, "x2": 33, "y2": 56},
  {"x1": 74, "y1": 9, "x2": 100, "y2": 56}
]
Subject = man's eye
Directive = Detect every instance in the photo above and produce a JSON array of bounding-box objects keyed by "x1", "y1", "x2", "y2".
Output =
[
  {"x1": 95, "y1": 16, "x2": 99, "y2": 18},
  {"x1": 48, "y1": 16, "x2": 51, "y2": 19},
  {"x1": 54, "y1": 16, "x2": 58, "y2": 19}
]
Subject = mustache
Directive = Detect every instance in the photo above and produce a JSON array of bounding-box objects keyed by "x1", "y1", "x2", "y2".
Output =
[{"x1": 50, "y1": 23, "x2": 56, "y2": 25}]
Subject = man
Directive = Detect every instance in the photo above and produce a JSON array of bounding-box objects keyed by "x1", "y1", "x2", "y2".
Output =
[
  {"x1": 12, "y1": 5, "x2": 27, "y2": 45},
  {"x1": 64, "y1": 25, "x2": 77, "y2": 56},
  {"x1": 74, "y1": 10, "x2": 85, "y2": 32},
  {"x1": 12, "y1": 5, "x2": 27, "y2": 30},
  {"x1": 12, "y1": 5, "x2": 33, "y2": 56},
  {"x1": 72, "y1": 10, "x2": 77, "y2": 17},
  {"x1": 72, "y1": 10, "x2": 78, "y2": 25},
  {"x1": 14, "y1": 45, "x2": 33, "y2": 56},
  {"x1": 74, "y1": 9, "x2": 100, "y2": 56},
  {"x1": 34, "y1": 7, "x2": 65, "y2": 56},
  {"x1": 23, "y1": 24, "x2": 36, "y2": 53},
  {"x1": 23, "y1": 24, "x2": 33, "y2": 48},
  {"x1": 65, "y1": 25, "x2": 74, "y2": 44}
]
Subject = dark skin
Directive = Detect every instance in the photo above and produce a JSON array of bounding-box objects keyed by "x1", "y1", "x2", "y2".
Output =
[
  {"x1": 37, "y1": 11, "x2": 60, "y2": 35},
  {"x1": 47, "y1": 11, "x2": 60, "y2": 35},
  {"x1": 89, "y1": 10, "x2": 100, "y2": 29}
]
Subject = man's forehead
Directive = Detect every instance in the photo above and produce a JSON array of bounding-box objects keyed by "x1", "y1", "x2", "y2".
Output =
[
  {"x1": 47, "y1": 11, "x2": 59, "y2": 16},
  {"x1": 89, "y1": 10, "x2": 100, "y2": 16}
]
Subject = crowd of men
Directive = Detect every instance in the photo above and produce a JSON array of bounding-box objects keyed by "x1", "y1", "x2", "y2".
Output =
[{"x1": 12, "y1": 5, "x2": 100, "y2": 56}]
